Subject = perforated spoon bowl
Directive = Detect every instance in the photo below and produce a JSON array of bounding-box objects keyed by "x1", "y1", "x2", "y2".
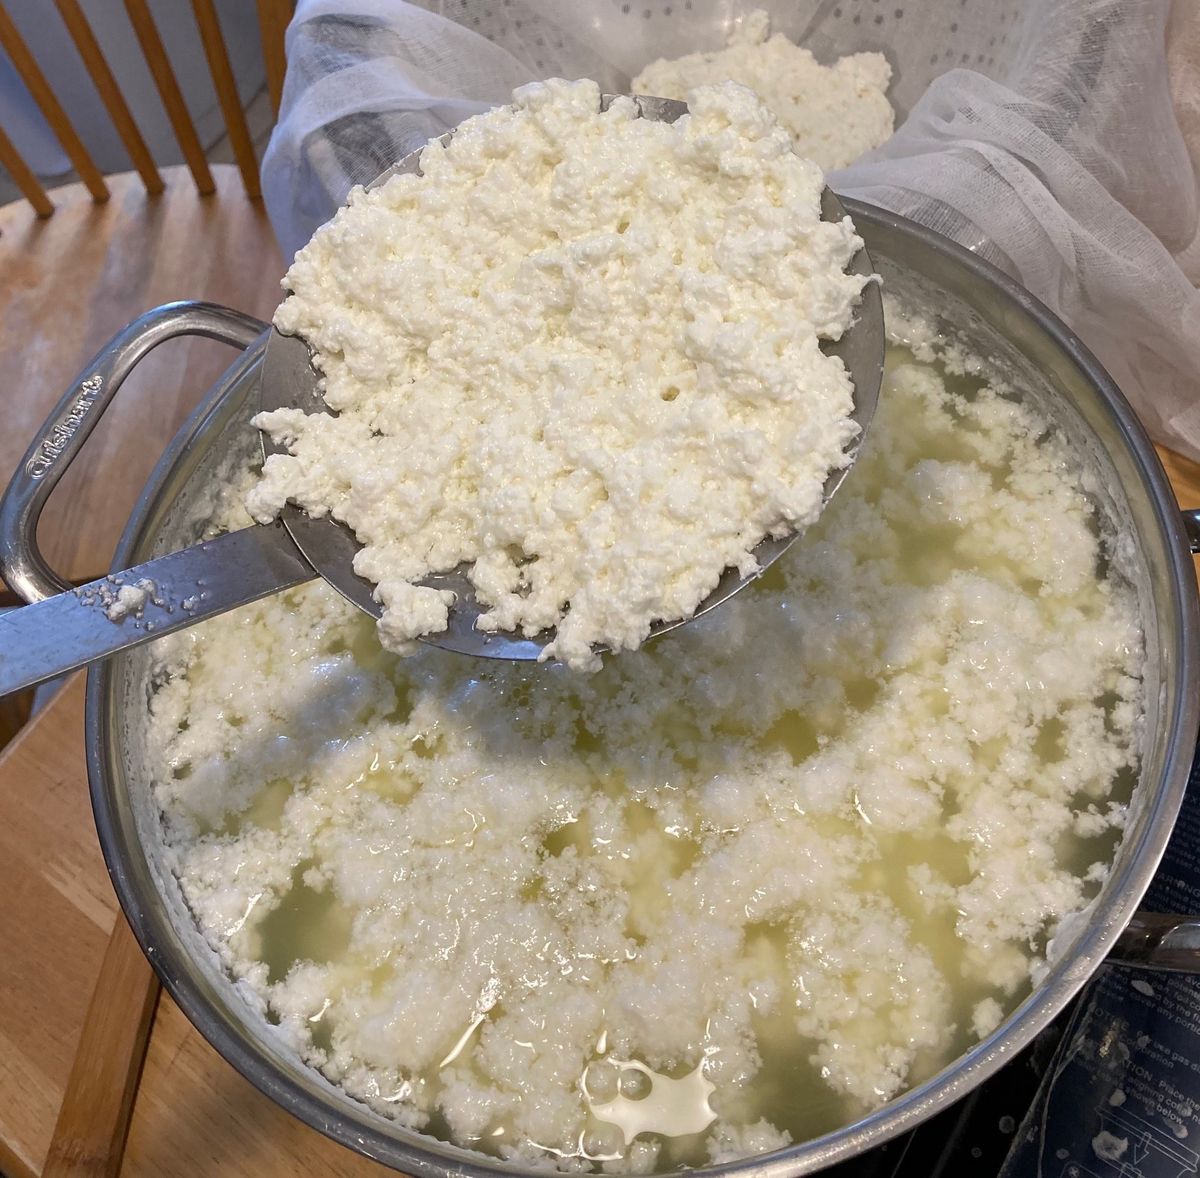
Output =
[
  {"x1": 261, "y1": 94, "x2": 885, "y2": 660},
  {"x1": 0, "y1": 95, "x2": 883, "y2": 696}
]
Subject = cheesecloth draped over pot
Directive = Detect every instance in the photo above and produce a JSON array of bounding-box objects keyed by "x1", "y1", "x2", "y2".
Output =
[{"x1": 260, "y1": 0, "x2": 1200, "y2": 460}]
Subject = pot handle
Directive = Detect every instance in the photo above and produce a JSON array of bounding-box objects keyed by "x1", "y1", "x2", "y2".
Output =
[
  {"x1": 0, "y1": 301, "x2": 266, "y2": 605},
  {"x1": 1108, "y1": 912, "x2": 1200, "y2": 973}
]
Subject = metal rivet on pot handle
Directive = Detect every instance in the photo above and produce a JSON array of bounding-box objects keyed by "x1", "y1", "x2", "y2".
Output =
[{"x1": 0, "y1": 301, "x2": 266, "y2": 605}]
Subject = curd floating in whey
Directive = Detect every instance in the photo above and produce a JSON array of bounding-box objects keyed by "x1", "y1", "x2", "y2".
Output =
[
  {"x1": 151, "y1": 331, "x2": 1143, "y2": 1172},
  {"x1": 249, "y1": 78, "x2": 868, "y2": 671}
]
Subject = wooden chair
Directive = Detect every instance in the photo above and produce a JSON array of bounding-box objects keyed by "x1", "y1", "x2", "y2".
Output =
[{"x1": 0, "y1": 0, "x2": 290, "y2": 213}]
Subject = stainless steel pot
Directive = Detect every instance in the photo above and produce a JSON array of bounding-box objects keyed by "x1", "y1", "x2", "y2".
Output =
[{"x1": 7, "y1": 201, "x2": 1200, "y2": 1175}]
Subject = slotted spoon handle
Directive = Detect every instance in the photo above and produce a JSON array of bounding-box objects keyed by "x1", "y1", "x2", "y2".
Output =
[{"x1": 0, "y1": 524, "x2": 316, "y2": 698}]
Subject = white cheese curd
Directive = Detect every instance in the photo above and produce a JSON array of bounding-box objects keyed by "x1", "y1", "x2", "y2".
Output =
[
  {"x1": 105, "y1": 583, "x2": 148, "y2": 621},
  {"x1": 632, "y1": 10, "x2": 894, "y2": 171},
  {"x1": 149, "y1": 337, "x2": 1143, "y2": 1172},
  {"x1": 76, "y1": 576, "x2": 158, "y2": 621},
  {"x1": 248, "y1": 78, "x2": 868, "y2": 672}
]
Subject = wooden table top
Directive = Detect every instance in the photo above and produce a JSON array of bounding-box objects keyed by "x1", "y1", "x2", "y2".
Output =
[{"x1": 2, "y1": 166, "x2": 1200, "y2": 1178}]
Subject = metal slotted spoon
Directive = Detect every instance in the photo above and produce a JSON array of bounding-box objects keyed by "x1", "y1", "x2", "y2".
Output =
[{"x1": 0, "y1": 95, "x2": 883, "y2": 698}]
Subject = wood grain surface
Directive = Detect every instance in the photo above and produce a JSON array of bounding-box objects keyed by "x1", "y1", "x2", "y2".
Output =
[
  {"x1": 42, "y1": 919, "x2": 159, "y2": 1178},
  {"x1": 0, "y1": 166, "x2": 283, "y2": 593}
]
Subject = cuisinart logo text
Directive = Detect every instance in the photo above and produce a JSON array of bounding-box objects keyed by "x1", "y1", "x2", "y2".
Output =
[{"x1": 26, "y1": 374, "x2": 104, "y2": 479}]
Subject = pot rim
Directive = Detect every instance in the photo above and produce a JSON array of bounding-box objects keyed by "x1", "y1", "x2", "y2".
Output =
[{"x1": 85, "y1": 199, "x2": 1200, "y2": 1177}]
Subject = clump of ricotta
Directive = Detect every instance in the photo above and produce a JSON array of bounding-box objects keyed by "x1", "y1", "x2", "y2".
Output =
[
  {"x1": 633, "y1": 10, "x2": 894, "y2": 171},
  {"x1": 248, "y1": 78, "x2": 867, "y2": 671}
]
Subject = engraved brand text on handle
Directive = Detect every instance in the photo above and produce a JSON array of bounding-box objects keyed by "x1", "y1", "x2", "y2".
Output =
[{"x1": 26, "y1": 375, "x2": 105, "y2": 480}]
